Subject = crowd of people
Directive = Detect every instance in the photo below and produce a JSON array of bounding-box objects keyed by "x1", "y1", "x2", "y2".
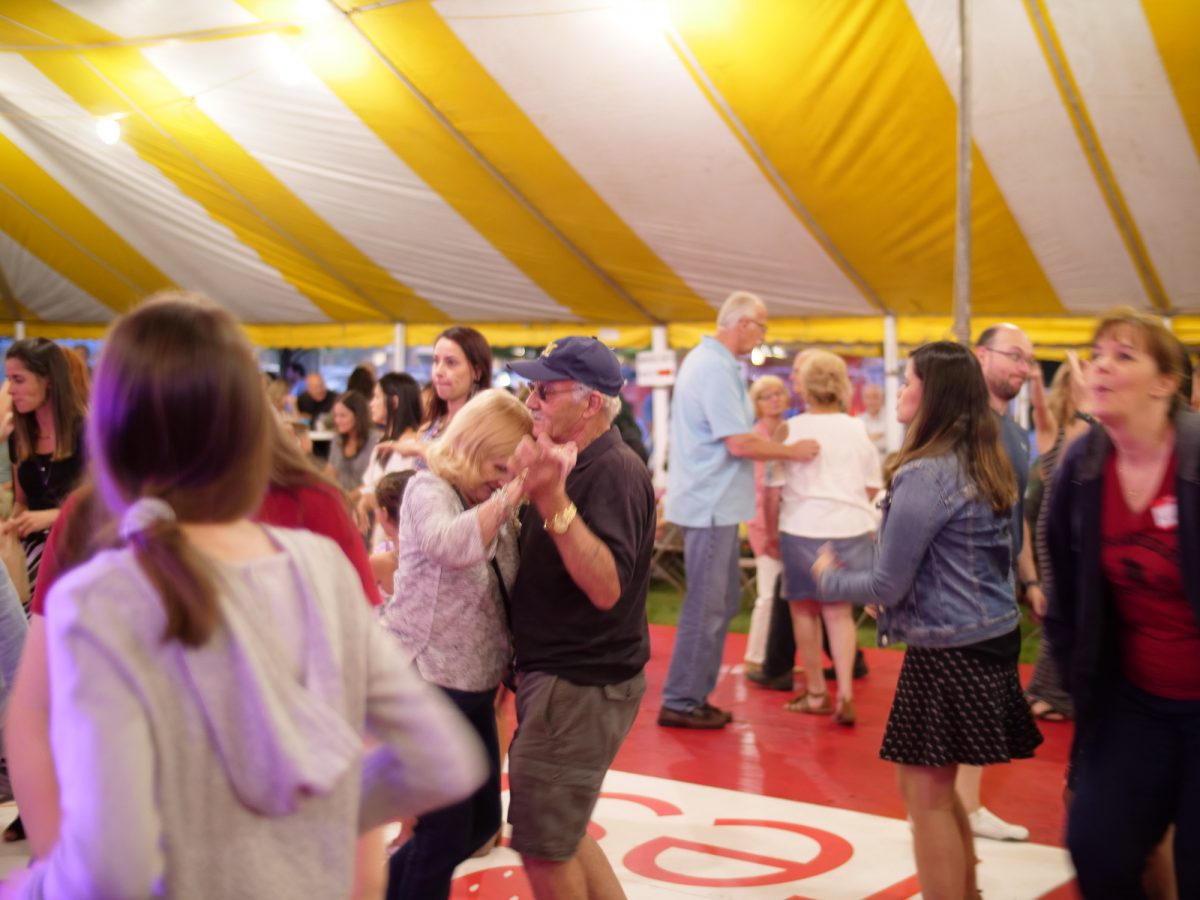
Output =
[{"x1": 0, "y1": 288, "x2": 1193, "y2": 899}]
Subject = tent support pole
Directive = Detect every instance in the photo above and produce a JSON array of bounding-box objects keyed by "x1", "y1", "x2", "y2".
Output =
[
  {"x1": 392, "y1": 323, "x2": 406, "y2": 373},
  {"x1": 0, "y1": 261, "x2": 22, "y2": 335},
  {"x1": 884, "y1": 315, "x2": 902, "y2": 453},
  {"x1": 650, "y1": 325, "x2": 669, "y2": 491},
  {"x1": 952, "y1": 0, "x2": 973, "y2": 345}
]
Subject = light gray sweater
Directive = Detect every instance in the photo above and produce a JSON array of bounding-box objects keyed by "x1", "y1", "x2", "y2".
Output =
[
  {"x1": 17, "y1": 526, "x2": 486, "y2": 900},
  {"x1": 384, "y1": 472, "x2": 517, "y2": 692}
]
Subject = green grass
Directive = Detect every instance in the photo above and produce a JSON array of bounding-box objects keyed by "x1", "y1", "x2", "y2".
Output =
[{"x1": 647, "y1": 579, "x2": 1043, "y2": 665}]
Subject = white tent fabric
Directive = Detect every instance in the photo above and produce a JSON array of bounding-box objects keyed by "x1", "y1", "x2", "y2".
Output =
[{"x1": 0, "y1": 0, "x2": 1197, "y2": 348}]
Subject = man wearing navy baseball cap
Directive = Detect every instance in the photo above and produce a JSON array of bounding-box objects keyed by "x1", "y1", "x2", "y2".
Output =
[{"x1": 502, "y1": 337, "x2": 655, "y2": 898}]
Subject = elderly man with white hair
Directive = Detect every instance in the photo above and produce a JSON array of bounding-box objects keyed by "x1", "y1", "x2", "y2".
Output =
[{"x1": 658, "y1": 291, "x2": 820, "y2": 729}]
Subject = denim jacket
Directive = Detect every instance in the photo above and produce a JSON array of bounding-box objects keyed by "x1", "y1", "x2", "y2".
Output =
[{"x1": 819, "y1": 453, "x2": 1018, "y2": 648}]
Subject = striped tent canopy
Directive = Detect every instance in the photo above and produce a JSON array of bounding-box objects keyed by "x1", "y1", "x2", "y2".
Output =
[{"x1": 1, "y1": 0, "x2": 1198, "y2": 350}]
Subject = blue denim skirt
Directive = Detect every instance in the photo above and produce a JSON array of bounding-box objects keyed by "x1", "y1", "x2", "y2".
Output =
[{"x1": 780, "y1": 531, "x2": 874, "y2": 601}]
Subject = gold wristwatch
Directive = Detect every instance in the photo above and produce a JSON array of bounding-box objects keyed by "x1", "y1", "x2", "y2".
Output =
[{"x1": 544, "y1": 501, "x2": 577, "y2": 534}]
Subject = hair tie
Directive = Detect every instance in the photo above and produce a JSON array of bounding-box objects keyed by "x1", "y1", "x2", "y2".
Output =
[{"x1": 119, "y1": 497, "x2": 176, "y2": 542}]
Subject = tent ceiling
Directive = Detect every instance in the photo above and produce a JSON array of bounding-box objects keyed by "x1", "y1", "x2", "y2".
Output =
[{"x1": 0, "y1": 0, "x2": 1197, "y2": 348}]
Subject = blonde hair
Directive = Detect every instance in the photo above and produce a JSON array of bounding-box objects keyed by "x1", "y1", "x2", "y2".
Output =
[
  {"x1": 266, "y1": 378, "x2": 291, "y2": 412},
  {"x1": 749, "y1": 375, "x2": 787, "y2": 411},
  {"x1": 426, "y1": 390, "x2": 533, "y2": 495},
  {"x1": 799, "y1": 350, "x2": 850, "y2": 408},
  {"x1": 1046, "y1": 363, "x2": 1075, "y2": 430}
]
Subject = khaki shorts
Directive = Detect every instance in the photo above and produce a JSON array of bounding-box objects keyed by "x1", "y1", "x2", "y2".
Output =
[{"x1": 507, "y1": 670, "x2": 646, "y2": 861}]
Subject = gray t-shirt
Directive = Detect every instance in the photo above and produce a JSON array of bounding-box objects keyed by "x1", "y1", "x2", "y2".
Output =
[
  {"x1": 328, "y1": 430, "x2": 379, "y2": 492},
  {"x1": 997, "y1": 412, "x2": 1030, "y2": 557}
]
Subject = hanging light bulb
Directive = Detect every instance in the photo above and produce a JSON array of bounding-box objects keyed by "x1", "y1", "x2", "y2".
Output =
[{"x1": 95, "y1": 116, "x2": 122, "y2": 145}]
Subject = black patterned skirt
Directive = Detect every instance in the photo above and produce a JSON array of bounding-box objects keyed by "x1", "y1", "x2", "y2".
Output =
[{"x1": 880, "y1": 645, "x2": 1043, "y2": 767}]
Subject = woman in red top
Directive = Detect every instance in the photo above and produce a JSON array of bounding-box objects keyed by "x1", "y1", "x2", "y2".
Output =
[{"x1": 1045, "y1": 308, "x2": 1199, "y2": 898}]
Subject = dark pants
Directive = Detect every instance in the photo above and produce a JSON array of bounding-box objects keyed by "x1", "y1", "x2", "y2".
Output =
[
  {"x1": 386, "y1": 685, "x2": 500, "y2": 900},
  {"x1": 1067, "y1": 680, "x2": 1200, "y2": 899},
  {"x1": 761, "y1": 576, "x2": 864, "y2": 678},
  {"x1": 761, "y1": 578, "x2": 795, "y2": 678}
]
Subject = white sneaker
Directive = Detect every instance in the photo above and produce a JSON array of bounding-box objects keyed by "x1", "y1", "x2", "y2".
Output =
[{"x1": 969, "y1": 806, "x2": 1029, "y2": 842}]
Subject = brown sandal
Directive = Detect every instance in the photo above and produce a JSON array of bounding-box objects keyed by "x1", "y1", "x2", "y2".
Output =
[
  {"x1": 833, "y1": 696, "x2": 857, "y2": 726},
  {"x1": 785, "y1": 691, "x2": 831, "y2": 715}
]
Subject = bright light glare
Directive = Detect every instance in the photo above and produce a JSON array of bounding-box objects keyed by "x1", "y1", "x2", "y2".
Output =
[
  {"x1": 299, "y1": 26, "x2": 368, "y2": 80},
  {"x1": 614, "y1": 0, "x2": 673, "y2": 34},
  {"x1": 294, "y1": 0, "x2": 337, "y2": 24},
  {"x1": 750, "y1": 347, "x2": 766, "y2": 366},
  {"x1": 95, "y1": 117, "x2": 121, "y2": 145},
  {"x1": 268, "y1": 39, "x2": 310, "y2": 86},
  {"x1": 372, "y1": 351, "x2": 387, "y2": 368}
]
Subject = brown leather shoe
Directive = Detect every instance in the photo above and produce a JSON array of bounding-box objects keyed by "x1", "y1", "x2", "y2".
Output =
[
  {"x1": 657, "y1": 705, "x2": 729, "y2": 729},
  {"x1": 701, "y1": 702, "x2": 733, "y2": 724}
]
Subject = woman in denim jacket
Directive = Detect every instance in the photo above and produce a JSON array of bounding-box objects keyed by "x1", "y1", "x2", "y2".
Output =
[
  {"x1": 1045, "y1": 309, "x2": 1199, "y2": 899},
  {"x1": 814, "y1": 341, "x2": 1041, "y2": 900}
]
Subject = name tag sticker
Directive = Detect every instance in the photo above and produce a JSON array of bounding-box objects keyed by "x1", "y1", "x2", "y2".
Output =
[{"x1": 1151, "y1": 496, "x2": 1178, "y2": 530}]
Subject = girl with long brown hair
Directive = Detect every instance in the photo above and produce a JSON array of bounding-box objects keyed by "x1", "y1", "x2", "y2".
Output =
[
  {"x1": 813, "y1": 341, "x2": 1041, "y2": 900},
  {"x1": 1, "y1": 294, "x2": 483, "y2": 899}
]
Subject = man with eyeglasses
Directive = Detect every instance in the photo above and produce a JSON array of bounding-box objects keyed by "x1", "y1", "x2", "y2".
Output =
[
  {"x1": 658, "y1": 291, "x2": 820, "y2": 729},
  {"x1": 504, "y1": 337, "x2": 656, "y2": 899},
  {"x1": 955, "y1": 323, "x2": 1042, "y2": 843}
]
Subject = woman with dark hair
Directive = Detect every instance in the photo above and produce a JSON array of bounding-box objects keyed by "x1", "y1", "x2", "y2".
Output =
[
  {"x1": 813, "y1": 341, "x2": 1041, "y2": 900},
  {"x1": 3, "y1": 338, "x2": 87, "y2": 603},
  {"x1": 346, "y1": 364, "x2": 376, "y2": 400},
  {"x1": 425, "y1": 326, "x2": 492, "y2": 437},
  {"x1": 0, "y1": 294, "x2": 484, "y2": 899},
  {"x1": 326, "y1": 391, "x2": 379, "y2": 495},
  {"x1": 359, "y1": 373, "x2": 424, "y2": 531},
  {"x1": 1045, "y1": 308, "x2": 1198, "y2": 898},
  {"x1": 380, "y1": 328, "x2": 493, "y2": 473}
]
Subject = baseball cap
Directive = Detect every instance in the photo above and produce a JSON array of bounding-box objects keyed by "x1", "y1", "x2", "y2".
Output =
[{"x1": 506, "y1": 336, "x2": 624, "y2": 397}]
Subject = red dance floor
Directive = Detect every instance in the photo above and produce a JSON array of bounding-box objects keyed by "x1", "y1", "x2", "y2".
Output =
[{"x1": 452, "y1": 624, "x2": 1078, "y2": 898}]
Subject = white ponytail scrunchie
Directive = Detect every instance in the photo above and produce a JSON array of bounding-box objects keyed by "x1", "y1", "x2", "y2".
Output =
[{"x1": 119, "y1": 497, "x2": 176, "y2": 542}]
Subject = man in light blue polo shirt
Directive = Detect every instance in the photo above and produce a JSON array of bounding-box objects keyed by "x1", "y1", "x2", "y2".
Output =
[{"x1": 659, "y1": 291, "x2": 820, "y2": 729}]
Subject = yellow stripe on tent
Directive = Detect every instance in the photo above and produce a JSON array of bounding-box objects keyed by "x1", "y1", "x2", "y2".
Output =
[
  {"x1": 0, "y1": 133, "x2": 173, "y2": 311},
  {"x1": 1024, "y1": 0, "x2": 1170, "y2": 312},
  {"x1": 671, "y1": 0, "x2": 1063, "y2": 317},
  {"x1": 22, "y1": 4, "x2": 446, "y2": 324},
  {"x1": 1143, "y1": 0, "x2": 1200, "y2": 161},
  {"x1": 0, "y1": 180, "x2": 139, "y2": 315},
  {"x1": 236, "y1": 0, "x2": 656, "y2": 325},
  {"x1": 340, "y1": 0, "x2": 714, "y2": 323}
]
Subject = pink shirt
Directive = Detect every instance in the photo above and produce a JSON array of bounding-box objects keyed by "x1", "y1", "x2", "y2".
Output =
[{"x1": 746, "y1": 419, "x2": 777, "y2": 557}]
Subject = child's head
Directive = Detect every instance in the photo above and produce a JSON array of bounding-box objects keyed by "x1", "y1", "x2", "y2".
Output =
[{"x1": 375, "y1": 470, "x2": 416, "y2": 539}]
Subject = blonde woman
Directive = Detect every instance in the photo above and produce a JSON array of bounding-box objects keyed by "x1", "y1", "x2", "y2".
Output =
[
  {"x1": 383, "y1": 388, "x2": 533, "y2": 899},
  {"x1": 771, "y1": 351, "x2": 881, "y2": 725},
  {"x1": 743, "y1": 375, "x2": 788, "y2": 671}
]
